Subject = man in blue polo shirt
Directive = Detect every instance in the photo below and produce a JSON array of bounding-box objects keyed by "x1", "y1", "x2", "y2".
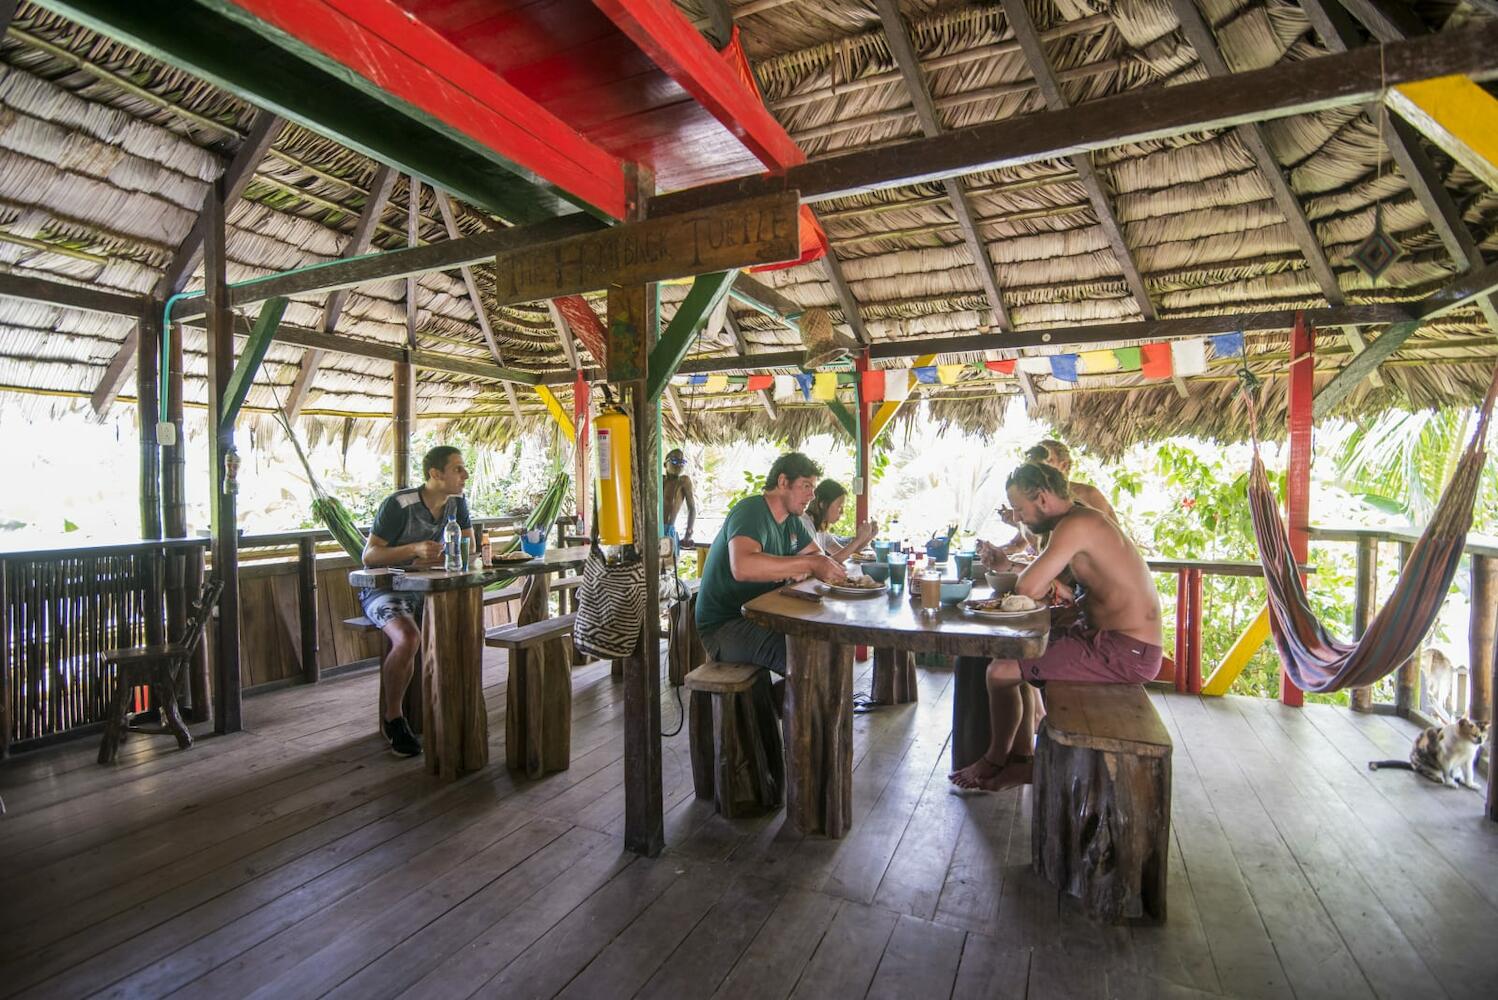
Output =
[
  {"x1": 696, "y1": 451, "x2": 846, "y2": 675},
  {"x1": 360, "y1": 445, "x2": 473, "y2": 757}
]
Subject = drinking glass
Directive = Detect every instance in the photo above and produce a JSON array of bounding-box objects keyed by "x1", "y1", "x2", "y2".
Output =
[{"x1": 887, "y1": 551, "x2": 908, "y2": 594}]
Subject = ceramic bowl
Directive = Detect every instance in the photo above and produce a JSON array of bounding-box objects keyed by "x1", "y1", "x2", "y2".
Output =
[
  {"x1": 858, "y1": 561, "x2": 890, "y2": 583},
  {"x1": 939, "y1": 578, "x2": 973, "y2": 605},
  {"x1": 986, "y1": 570, "x2": 1019, "y2": 595}
]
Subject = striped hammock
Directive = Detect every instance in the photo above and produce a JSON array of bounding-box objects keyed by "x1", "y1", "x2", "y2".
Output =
[{"x1": 1247, "y1": 365, "x2": 1498, "y2": 693}]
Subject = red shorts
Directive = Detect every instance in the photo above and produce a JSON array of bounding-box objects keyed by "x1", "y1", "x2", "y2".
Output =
[{"x1": 1018, "y1": 623, "x2": 1162, "y2": 683}]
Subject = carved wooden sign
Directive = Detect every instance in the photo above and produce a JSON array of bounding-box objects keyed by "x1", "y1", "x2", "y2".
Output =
[{"x1": 492, "y1": 191, "x2": 800, "y2": 307}]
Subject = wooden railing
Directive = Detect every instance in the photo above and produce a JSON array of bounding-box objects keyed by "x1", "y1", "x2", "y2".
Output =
[{"x1": 0, "y1": 538, "x2": 208, "y2": 752}]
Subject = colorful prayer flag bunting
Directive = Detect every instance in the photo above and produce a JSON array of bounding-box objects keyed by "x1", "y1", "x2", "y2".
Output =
[
  {"x1": 1049, "y1": 354, "x2": 1079, "y2": 382},
  {"x1": 773, "y1": 374, "x2": 797, "y2": 400},
  {"x1": 1017, "y1": 356, "x2": 1052, "y2": 375},
  {"x1": 861, "y1": 370, "x2": 885, "y2": 402},
  {"x1": 1209, "y1": 331, "x2": 1244, "y2": 358},
  {"x1": 914, "y1": 366, "x2": 938, "y2": 384},
  {"x1": 884, "y1": 369, "x2": 909, "y2": 401},
  {"x1": 1113, "y1": 346, "x2": 1140, "y2": 371},
  {"x1": 937, "y1": 364, "x2": 964, "y2": 385},
  {"x1": 704, "y1": 374, "x2": 728, "y2": 393},
  {"x1": 812, "y1": 372, "x2": 838, "y2": 400},
  {"x1": 985, "y1": 360, "x2": 1015, "y2": 375},
  {"x1": 688, "y1": 374, "x2": 707, "y2": 385},
  {"x1": 1140, "y1": 343, "x2": 1172, "y2": 379},
  {"x1": 794, "y1": 373, "x2": 814, "y2": 399},
  {"x1": 745, "y1": 374, "x2": 772, "y2": 391},
  {"x1": 1079, "y1": 350, "x2": 1119, "y2": 374}
]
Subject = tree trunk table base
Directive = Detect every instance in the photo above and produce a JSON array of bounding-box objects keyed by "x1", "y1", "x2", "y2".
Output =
[
  {"x1": 870, "y1": 647, "x2": 917, "y2": 705},
  {"x1": 951, "y1": 655, "x2": 991, "y2": 771},
  {"x1": 785, "y1": 634, "x2": 854, "y2": 837},
  {"x1": 1031, "y1": 683, "x2": 1172, "y2": 923},
  {"x1": 420, "y1": 587, "x2": 488, "y2": 781}
]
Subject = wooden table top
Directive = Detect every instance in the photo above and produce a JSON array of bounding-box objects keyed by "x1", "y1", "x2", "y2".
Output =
[
  {"x1": 743, "y1": 585, "x2": 1050, "y2": 659},
  {"x1": 348, "y1": 545, "x2": 591, "y2": 592}
]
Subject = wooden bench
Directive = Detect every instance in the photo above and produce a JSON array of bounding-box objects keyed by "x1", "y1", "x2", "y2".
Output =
[
  {"x1": 1033, "y1": 682, "x2": 1172, "y2": 923},
  {"x1": 342, "y1": 615, "x2": 423, "y2": 736},
  {"x1": 685, "y1": 662, "x2": 784, "y2": 818},
  {"x1": 485, "y1": 613, "x2": 577, "y2": 778}
]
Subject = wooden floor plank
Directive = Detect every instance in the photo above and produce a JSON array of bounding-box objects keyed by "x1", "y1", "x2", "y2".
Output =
[
  {"x1": 785, "y1": 899, "x2": 897, "y2": 1000},
  {"x1": 633, "y1": 874, "x2": 786, "y2": 1000},
  {"x1": 864, "y1": 912, "x2": 966, "y2": 1000},
  {"x1": 709, "y1": 888, "x2": 839, "y2": 1000},
  {"x1": 949, "y1": 933, "x2": 1030, "y2": 999}
]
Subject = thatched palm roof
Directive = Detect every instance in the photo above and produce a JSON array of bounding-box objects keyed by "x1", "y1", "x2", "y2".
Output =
[{"x1": 1, "y1": 0, "x2": 1495, "y2": 456}]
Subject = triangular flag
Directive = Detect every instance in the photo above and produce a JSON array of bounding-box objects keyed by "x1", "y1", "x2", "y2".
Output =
[
  {"x1": 704, "y1": 374, "x2": 728, "y2": 392},
  {"x1": 884, "y1": 369, "x2": 909, "y2": 401},
  {"x1": 746, "y1": 374, "x2": 772, "y2": 391},
  {"x1": 812, "y1": 372, "x2": 838, "y2": 400},
  {"x1": 1113, "y1": 346, "x2": 1140, "y2": 371},
  {"x1": 1171, "y1": 339, "x2": 1207, "y2": 377},
  {"x1": 1209, "y1": 331, "x2": 1244, "y2": 359},
  {"x1": 774, "y1": 374, "x2": 797, "y2": 400},
  {"x1": 937, "y1": 364, "x2": 964, "y2": 385},
  {"x1": 689, "y1": 374, "x2": 708, "y2": 385},
  {"x1": 861, "y1": 369, "x2": 885, "y2": 402},
  {"x1": 914, "y1": 366, "x2": 938, "y2": 384},
  {"x1": 1140, "y1": 343, "x2": 1173, "y2": 379},
  {"x1": 1078, "y1": 350, "x2": 1119, "y2": 374},
  {"x1": 984, "y1": 360, "x2": 1015, "y2": 375},
  {"x1": 1017, "y1": 356, "x2": 1052, "y2": 375},
  {"x1": 794, "y1": 373, "x2": 814, "y2": 399},
  {"x1": 1049, "y1": 354, "x2": 1079, "y2": 382},
  {"x1": 727, "y1": 375, "x2": 747, "y2": 386}
]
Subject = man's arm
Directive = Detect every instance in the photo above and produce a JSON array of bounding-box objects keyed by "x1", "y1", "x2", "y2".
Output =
[
  {"x1": 363, "y1": 533, "x2": 443, "y2": 568},
  {"x1": 729, "y1": 535, "x2": 844, "y2": 583},
  {"x1": 682, "y1": 477, "x2": 697, "y2": 541},
  {"x1": 1014, "y1": 518, "x2": 1083, "y2": 600}
]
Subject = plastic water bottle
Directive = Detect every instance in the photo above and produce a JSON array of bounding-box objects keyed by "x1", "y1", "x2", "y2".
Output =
[{"x1": 443, "y1": 512, "x2": 461, "y2": 571}]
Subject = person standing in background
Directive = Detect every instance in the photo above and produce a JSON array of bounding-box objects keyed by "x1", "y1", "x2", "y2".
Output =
[{"x1": 662, "y1": 448, "x2": 696, "y2": 552}]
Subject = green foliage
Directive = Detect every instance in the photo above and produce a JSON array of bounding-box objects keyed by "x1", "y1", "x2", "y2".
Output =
[{"x1": 724, "y1": 469, "x2": 766, "y2": 512}]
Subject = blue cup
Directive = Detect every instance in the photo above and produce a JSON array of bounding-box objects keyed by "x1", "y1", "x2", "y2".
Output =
[
  {"x1": 925, "y1": 536, "x2": 950, "y2": 562},
  {"x1": 520, "y1": 530, "x2": 548, "y2": 558},
  {"x1": 873, "y1": 540, "x2": 891, "y2": 561}
]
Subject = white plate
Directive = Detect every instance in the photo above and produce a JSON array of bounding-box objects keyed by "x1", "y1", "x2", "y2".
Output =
[
  {"x1": 822, "y1": 581, "x2": 889, "y2": 598},
  {"x1": 494, "y1": 552, "x2": 535, "y2": 563},
  {"x1": 961, "y1": 601, "x2": 1044, "y2": 620}
]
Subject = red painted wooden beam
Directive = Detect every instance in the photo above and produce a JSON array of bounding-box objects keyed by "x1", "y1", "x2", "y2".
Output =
[
  {"x1": 223, "y1": 0, "x2": 627, "y2": 217},
  {"x1": 590, "y1": 0, "x2": 806, "y2": 171}
]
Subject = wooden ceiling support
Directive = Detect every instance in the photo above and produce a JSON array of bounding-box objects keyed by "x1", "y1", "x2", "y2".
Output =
[
  {"x1": 285, "y1": 162, "x2": 397, "y2": 418},
  {"x1": 1336, "y1": 0, "x2": 1426, "y2": 41},
  {"x1": 89, "y1": 109, "x2": 283, "y2": 415},
  {"x1": 1001, "y1": 0, "x2": 1154, "y2": 322},
  {"x1": 649, "y1": 20, "x2": 1498, "y2": 216},
  {"x1": 0, "y1": 272, "x2": 144, "y2": 316},
  {"x1": 875, "y1": 0, "x2": 1014, "y2": 332},
  {"x1": 1, "y1": 0, "x2": 18, "y2": 38}
]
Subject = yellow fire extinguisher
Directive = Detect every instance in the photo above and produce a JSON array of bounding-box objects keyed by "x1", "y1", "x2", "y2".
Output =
[{"x1": 594, "y1": 402, "x2": 633, "y2": 546}]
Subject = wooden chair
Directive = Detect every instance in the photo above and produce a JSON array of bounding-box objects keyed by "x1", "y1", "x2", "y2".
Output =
[
  {"x1": 1033, "y1": 682, "x2": 1173, "y2": 923},
  {"x1": 685, "y1": 662, "x2": 784, "y2": 818},
  {"x1": 98, "y1": 577, "x2": 222, "y2": 765},
  {"x1": 485, "y1": 613, "x2": 577, "y2": 778}
]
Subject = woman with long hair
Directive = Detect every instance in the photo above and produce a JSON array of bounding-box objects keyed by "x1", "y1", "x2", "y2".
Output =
[{"x1": 800, "y1": 479, "x2": 877, "y2": 560}]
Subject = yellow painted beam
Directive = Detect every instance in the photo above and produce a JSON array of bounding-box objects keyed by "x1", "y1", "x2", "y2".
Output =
[
  {"x1": 1200, "y1": 605, "x2": 1271, "y2": 696},
  {"x1": 1387, "y1": 75, "x2": 1498, "y2": 191},
  {"x1": 870, "y1": 353, "x2": 936, "y2": 442},
  {"x1": 533, "y1": 385, "x2": 575, "y2": 441}
]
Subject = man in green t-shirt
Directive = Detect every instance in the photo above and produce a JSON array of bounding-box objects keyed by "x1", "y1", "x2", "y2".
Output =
[{"x1": 696, "y1": 452, "x2": 847, "y2": 674}]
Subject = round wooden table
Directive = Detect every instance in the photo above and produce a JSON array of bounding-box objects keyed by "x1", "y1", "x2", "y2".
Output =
[
  {"x1": 743, "y1": 585, "x2": 1049, "y2": 838},
  {"x1": 350, "y1": 545, "x2": 590, "y2": 780}
]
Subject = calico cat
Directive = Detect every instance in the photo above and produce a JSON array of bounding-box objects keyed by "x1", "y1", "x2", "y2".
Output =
[{"x1": 1369, "y1": 717, "x2": 1488, "y2": 789}]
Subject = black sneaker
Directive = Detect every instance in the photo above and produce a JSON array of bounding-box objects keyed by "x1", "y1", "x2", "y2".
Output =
[{"x1": 384, "y1": 717, "x2": 422, "y2": 758}]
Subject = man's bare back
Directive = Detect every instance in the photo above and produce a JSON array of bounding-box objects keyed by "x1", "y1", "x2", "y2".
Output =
[{"x1": 1021, "y1": 506, "x2": 1161, "y2": 647}]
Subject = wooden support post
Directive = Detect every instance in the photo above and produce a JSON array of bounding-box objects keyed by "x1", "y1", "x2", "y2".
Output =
[
  {"x1": 1350, "y1": 537, "x2": 1378, "y2": 712},
  {"x1": 136, "y1": 303, "x2": 162, "y2": 542},
  {"x1": 1187, "y1": 568, "x2": 1204, "y2": 695},
  {"x1": 1469, "y1": 555, "x2": 1496, "y2": 727},
  {"x1": 163, "y1": 307, "x2": 199, "y2": 718},
  {"x1": 297, "y1": 537, "x2": 319, "y2": 685},
  {"x1": 1, "y1": 561, "x2": 9, "y2": 762},
  {"x1": 855, "y1": 350, "x2": 872, "y2": 524},
  {"x1": 1282, "y1": 313, "x2": 1313, "y2": 708},
  {"x1": 615, "y1": 164, "x2": 664, "y2": 858},
  {"x1": 204, "y1": 179, "x2": 241, "y2": 735},
  {"x1": 1396, "y1": 541, "x2": 1421, "y2": 718},
  {"x1": 392, "y1": 361, "x2": 413, "y2": 490},
  {"x1": 219, "y1": 297, "x2": 287, "y2": 431},
  {"x1": 1174, "y1": 570, "x2": 1189, "y2": 694},
  {"x1": 785, "y1": 634, "x2": 855, "y2": 837}
]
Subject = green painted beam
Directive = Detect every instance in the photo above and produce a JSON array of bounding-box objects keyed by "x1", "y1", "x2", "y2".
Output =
[
  {"x1": 220, "y1": 296, "x2": 286, "y2": 431},
  {"x1": 1313, "y1": 319, "x2": 1421, "y2": 419},
  {"x1": 40, "y1": 0, "x2": 584, "y2": 224},
  {"x1": 827, "y1": 399, "x2": 857, "y2": 440},
  {"x1": 645, "y1": 270, "x2": 736, "y2": 402}
]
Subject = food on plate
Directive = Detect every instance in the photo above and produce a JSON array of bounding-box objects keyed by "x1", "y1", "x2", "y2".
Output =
[
  {"x1": 836, "y1": 576, "x2": 884, "y2": 589},
  {"x1": 968, "y1": 593, "x2": 1041, "y2": 612},
  {"x1": 495, "y1": 550, "x2": 533, "y2": 563}
]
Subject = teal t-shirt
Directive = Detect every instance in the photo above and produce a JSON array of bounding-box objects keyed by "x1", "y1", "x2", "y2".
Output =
[{"x1": 696, "y1": 495, "x2": 810, "y2": 633}]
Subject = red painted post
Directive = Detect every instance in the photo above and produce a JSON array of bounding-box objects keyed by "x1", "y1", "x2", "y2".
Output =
[
  {"x1": 1174, "y1": 570, "x2": 1189, "y2": 694},
  {"x1": 1188, "y1": 568, "x2": 1204, "y2": 694},
  {"x1": 854, "y1": 350, "x2": 872, "y2": 525},
  {"x1": 1282, "y1": 312, "x2": 1313, "y2": 707}
]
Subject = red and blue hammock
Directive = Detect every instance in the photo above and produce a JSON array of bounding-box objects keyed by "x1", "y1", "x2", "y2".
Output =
[{"x1": 1247, "y1": 366, "x2": 1497, "y2": 693}]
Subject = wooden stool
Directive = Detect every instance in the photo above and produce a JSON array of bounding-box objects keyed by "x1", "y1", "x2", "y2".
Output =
[
  {"x1": 486, "y1": 613, "x2": 577, "y2": 778},
  {"x1": 685, "y1": 662, "x2": 784, "y2": 818},
  {"x1": 1033, "y1": 682, "x2": 1173, "y2": 923},
  {"x1": 98, "y1": 578, "x2": 221, "y2": 765},
  {"x1": 345, "y1": 616, "x2": 423, "y2": 736}
]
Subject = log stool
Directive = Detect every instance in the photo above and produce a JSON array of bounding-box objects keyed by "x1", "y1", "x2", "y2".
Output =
[
  {"x1": 1033, "y1": 682, "x2": 1173, "y2": 923},
  {"x1": 685, "y1": 662, "x2": 784, "y2": 818},
  {"x1": 345, "y1": 616, "x2": 423, "y2": 736},
  {"x1": 98, "y1": 578, "x2": 221, "y2": 765},
  {"x1": 485, "y1": 613, "x2": 577, "y2": 778}
]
